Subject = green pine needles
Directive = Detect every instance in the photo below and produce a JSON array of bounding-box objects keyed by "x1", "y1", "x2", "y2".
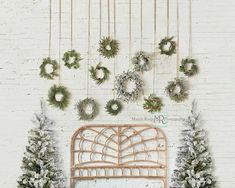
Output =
[
  {"x1": 180, "y1": 57, "x2": 199, "y2": 77},
  {"x1": 89, "y1": 63, "x2": 111, "y2": 85},
  {"x1": 40, "y1": 57, "x2": 59, "y2": 80},
  {"x1": 143, "y1": 94, "x2": 163, "y2": 113},
  {"x1": 98, "y1": 36, "x2": 119, "y2": 58},
  {"x1": 132, "y1": 51, "x2": 152, "y2": 73},
  {"x1": 105, "y1": 99, "x2": 123, "y2": 116},
  {"x1": 62, "y1": 49, "x2": 82, "y2": 69},
  {"x1": 48, "y1": 85, "x2": 71, "y2": 110},
  {"x1": 159, "y1": 36, "x2": 176, "y2": 56}
]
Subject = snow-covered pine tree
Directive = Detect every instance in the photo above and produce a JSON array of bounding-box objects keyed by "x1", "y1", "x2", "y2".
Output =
[
  {"x1": 17, "y1": 102, "x2": 65, "y2": 188},
  {"x1": 171, "y1": 102, "x2": 216, "y2": 188}
]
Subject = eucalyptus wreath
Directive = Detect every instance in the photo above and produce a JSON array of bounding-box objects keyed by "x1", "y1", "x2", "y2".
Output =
[
  {"x1": 159, "y1": 36, "x2": 176, "y2": 56},
  {"x1": 105, "y1": 99, "x2": 123, "y2": 116},
  {"x1": 180, "y1": 58, "x2": 199, "y2": 77},
  {"x1": 98, "y1": 36, "x2": 119, "y2": 58},
  {"x1": 132, "y1": 51, "x2": 152, "y2": 73},
  {"x1": 62, "y1": 49, "x2": 82, "y2": 69},
  {"x1": 48, "y1": 85, "x2": 71, "y2": 110},
  {"x1": 89, "y1": 63, "x2": 111, "y2": 85},
  {"x1": 75, "y1": 98, "x2": 99, "y2": 121},
  {"x1": 114, "y1": 71, "x2": 144, "y2": 103},
  {"x1": 39, "y1": 57, "x2": 58, "y2": 80},
  {"x1": 143, "y1": 94, "x2": 163, "y2": 113},
  {"x1": 165, "y1": 78, "x2": 189, "y2": 102}
]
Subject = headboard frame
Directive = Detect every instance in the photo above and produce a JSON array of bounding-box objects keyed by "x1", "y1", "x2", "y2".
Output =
[{"x1": 70, "y1": 124, "x2": 167, "y2": 188}]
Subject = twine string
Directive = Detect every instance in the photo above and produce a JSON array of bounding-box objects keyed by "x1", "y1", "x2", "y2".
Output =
[
  {"x1": 140, "y1": 0, "x2": 143, "y2": 50},
  {"x1": 176, "y1": 0, "x2": 180, "y2": 78},
  {"x1": 153, "y1": 0, "x2": 157, "y2": 93},
  {"x1": 108, "y1": 0, "x2": 110, "y2": 36},
  {"x1": 113, "y1": 0, "x2": 116, "y2": 99},
  {"x1": 99, "y1": 0, "x2": 102, "y2": 62},
  {"x1": 58, "y1": 0, "x2": 62, "y2": 85},
  {"x1": 129, "y1": 0, "x2": 132, "y2": 65},
  {"x1": 49, "y1": 0, "x2": 52, "y2": 57},
  {"x1": 70, "y1": 0, "x2": 73, "y2": 49},
  {"x1": 87, "y1": 0, "x2": 91, "y2": 97},
  {"x1": 167, "y1": 0, "x2": 169, "y2": 36},
  {"x1": 189, "y1": 0, "x2": 192, "y2": 57}
]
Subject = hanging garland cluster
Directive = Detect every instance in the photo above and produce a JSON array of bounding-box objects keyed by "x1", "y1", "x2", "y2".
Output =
[
  {"x1": 132, "y1": 51, "x2": 152, "y2": 73},
  {"x1": 105, "y1": 99, "x2": 122, "y2": 116},
  {"x1": 159, "y1": 36, "x2": 176, "y2": 56},
  {"x1": 98, "y1": 37, "x2": 119, "y2": 59},
  {"x1": 143, "y1": 94, "x2": 163, "y2": 113},
  {"x1": 180, "y1": 58, "x2": 199, "y2": 77},
  {"x1": 75, "y1": 98, "x2": 99, "y2": 121},
  {"x1": 114, "y1": 71, "x2": 144, "y2": 103},
  {"x1": 62, "y1": 50, "x2": 82, "y2": 69},
  {"x1": 40, "y1": 58, "x2": 59, "y2": 80},
  {"x1": 89, "y1": 63, "x2": 110, "y2": 85}
]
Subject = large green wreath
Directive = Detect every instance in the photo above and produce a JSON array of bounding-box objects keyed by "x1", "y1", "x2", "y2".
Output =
[
  {"x1": 143, "y1": 94, "x2": 163, "y2": 113},
  {"x1": 89, "y1": 63, "x2": 111, "y2": 85},
  {"x1": 159, "y1": 36, "x2": 176, "y2": 56},
  {"x1": 98, "y1": 36, "x2": 119, "y2": 58},
  {"x1": 105, "y1": 99, "x2": 123, "y2": 116},
  {"x1": 180, "y1": 58, "x2": 199, "y2": 77},
  {"x1": 39, "y1": 57, "x2": 58, "y2": 80},
  {"x1": 62, "y1": 49, "x2": 82, "y2": 69},
  {"x1": 114, "y1": 71, "x2": 144, "y2": 103},
  {"x1": 75, "y1": 98, "x2": 99, "y2": 121},
  {"x1": 132, "y1": 51, "x2": 152, "y2": 73},
  {"x1": 48, "y1": 85, "x2": 71, "y2": 110},
  {"x1": 165, "y1": 78, "x2": 188, "y2": 102}
]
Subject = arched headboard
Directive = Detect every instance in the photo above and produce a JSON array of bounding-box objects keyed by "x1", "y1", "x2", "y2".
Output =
[{"x1": 70, "y1": 124, "x2": 167, "y2": 188}]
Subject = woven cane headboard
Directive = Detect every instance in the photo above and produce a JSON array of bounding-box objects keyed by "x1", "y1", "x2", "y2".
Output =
[{"x1": 70, "y1": 124, "x2": 167, "y2": 188}]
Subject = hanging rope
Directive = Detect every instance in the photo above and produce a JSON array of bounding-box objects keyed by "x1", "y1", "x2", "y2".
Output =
[
  {"x1": 167, "y1": 0, "x2": 169, "y2": 36},
  {"x1": 108, "y1": 0, "x2": 110, "y2": 36},
  {"x1": 49, "y1": 0, "x2": 52, "y2": 57},
  {"x1": 189, "y1": 0, "x2": 192, "y2": 57},
  {"x1": 58, "y1": 0, "x2": 62, "y2": 85},
  {"x1": 70, "y1": 0, "x2": 73, "y2": 49},
  {"x1": 153, "y1": 0, "x2": 157, "y2": 93},
  {"x1": 129, "y1": 0, "x2": 132, "y2": 65},
  {"x1": 87, "y1": 0, "x2": 91, "y2": 97},
  {"x1": 113, "y1": 0, "x2": 116, "y2": 98},
  {"x1": 140, "y1": 0, "x2": 143, "y2": 50},
  {"x1": 99, "y1": 0, "x2": 102, "y2": 40},
  {"x1": 176, "y1": 0, "x2": 180, "y2": 78}
]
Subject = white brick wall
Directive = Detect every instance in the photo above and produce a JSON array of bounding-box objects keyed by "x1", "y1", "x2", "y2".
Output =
[{"x1": 0, "y1": 0, "x2": 235, "y2": 187}]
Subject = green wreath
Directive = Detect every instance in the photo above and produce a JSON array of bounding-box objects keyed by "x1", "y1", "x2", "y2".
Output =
[
  {"x1": 98, "y1": 36, "x2": 119, "y2": 58},
  {"x1": 89, "y1": 63, "x2": 111, "y2": 85},
  {"x1": 48, "y1": 85, "x2": 71, "y2": 110},
  {"x1": 62, "y1": 49, "x2": 82, "y2": 69},
  {"x1": 114, "y1": 71, "x2": 144, "y2": 103},
  {"x1": 105, "y1": 99, "x2": 123, "y2": 116},
  {"x1": 180, "y1": 58, "x2": 199, "y2": 77},
  {"x1": 143, "y1": 94, "x2": 163, "y2": 113},
  {"x1": 159, "y1": 36, "x2": 176, "y2": 56},
  {"x1": 39, "y1": 57, "x2": 58, "y2": 80},
  {"x1": 132, "y1": 51, "x2": 152, "y2": 73},
  {"x1": 75, "y1": 98, "x2": 99, "y2": 121},
  {"x1": 165, "y1": 78, "x2": 188, "y2": 102}
]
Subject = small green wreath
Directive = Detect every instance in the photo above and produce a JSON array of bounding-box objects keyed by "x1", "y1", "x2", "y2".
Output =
[
  {"x1": 48, "y1": 84, "x2": 71, "y2": 110},
  {"x1": 89, "y1": 63, "x2": 111, "y2": 85},
  {"x1": 75, "y1": 98, "x2": 99, "y2": 121},
  {"x1": 98, "y1": 36, "x2": 119, "y2": 58},
  {"x1": 105, "y1": 99, "x2": 123, "y2": 116},
  {"x1": 132, "y1": 51, "x2": 152, "y2": 73},
  {"x1": 143, "y1": 94, "x2": 163, "y2": 113},
  {"x1": 39, "y1": 57, "x2": 59, "y2": 80},
  {"x1": 165, "y1": 78, "x2": 188, "y2": 102},
  {"x1": 114, "y1": 71, "x2": 144, "y2": 103},
  {"x1": 62, "y1": 49, "x2": 82, "y2": 69},
  {"x1": 159, "y1": 36, "x2": 176, "y2": 56},
  {"x1": 180, "y1": 58, "x2": 199, "y2": 77}
]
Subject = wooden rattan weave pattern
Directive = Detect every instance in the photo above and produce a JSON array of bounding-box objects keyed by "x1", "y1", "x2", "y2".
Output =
[{"x1": 70, "y1": 124, "x2": 167, "y2": 188}]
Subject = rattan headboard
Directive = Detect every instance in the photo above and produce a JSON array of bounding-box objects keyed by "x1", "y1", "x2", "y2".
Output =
[{"x1": 70, "y1": 124, "x2": 167, "y2": 188}]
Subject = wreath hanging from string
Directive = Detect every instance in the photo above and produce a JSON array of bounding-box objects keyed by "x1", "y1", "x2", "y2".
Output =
[
  {"x1": 143, "y1": 94, "x2": 163, "y2": 113},
  {"x1": 48, "y1": 85, "x2": 70, "y2": 110},
  {"x1": 105, "y1": 99, "x2": 123, "y2": 116},
  {"x1": 39, "y1": 58, "x2": 59, "y2": 80},
  {"x1": 62, "y1": 50, "x2": 82, "y2": 69},
  {"x1": 98, "y1": 37, "x2": 119, "y2": 59},
  {"x1": 180, "y1": 58, "x2": 199, "y2": 77},
  {"x1": 166, "y1": 78, "x2": 189, "y2": 102},
  {"x1": 159, "y1": 36, "x2": 176, "y2": 56},
  {"x1": 89, "y1": 63, "x2": 111, "y2": 85},
  {"x1": 114, "y1": 71, "x2": 144, "y2": 103},
  {"x1": 132, "y1": 51, "x2": 152, "y2": 73},
  {"x1": 75, "y1": 98, "x2": 99, "y2": 121}
]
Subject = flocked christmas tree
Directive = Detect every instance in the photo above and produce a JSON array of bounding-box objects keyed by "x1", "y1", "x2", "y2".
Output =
[
  {"x1": 171, "y1": 102, "x2": 216, "y2": 188},
  {"x1": 17, "y1": 101, "x2": 65, "y2": 188}
]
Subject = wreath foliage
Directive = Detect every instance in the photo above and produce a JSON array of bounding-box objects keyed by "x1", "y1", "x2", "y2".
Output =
[
  {"x1": 143, "y1": 94, "x2": 163, "y2": 113},
  {"x1": 89, "y1": 63, "x2": 111, "y2": 85},
  {"x1": 75, "y1": 98, "x2": 99, "y2": 121},
  {"x1": 159, "y1": 36, "x2": 176, "y2": 56},
  {"x1": 165, "y1": 78, "x2": 189, "y2": 102},
  {"x1": 180, "y1": 58, "x2": 199, "y2": 77},
  {"x1": 98, "y1": 36, "x2": 119, "y2": 58},
  {"x1": 132, "y1": 51, "x2": 152, "y2": 73},
  {"x1": 48, "y1": 85, "x2": 70, "y2": 110},
  {"x1": 62, "y1": 49, "x2": 82, "y2": 69},
  {"x1": 114, "y1": 71, "x2": 144, "y2": 103},
  {"x1": 40, "y1": 57, "x2": 58, "y2": 80},
  {"x1": 105, "y1": 99, "x2": 123, "y2": 116}
]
